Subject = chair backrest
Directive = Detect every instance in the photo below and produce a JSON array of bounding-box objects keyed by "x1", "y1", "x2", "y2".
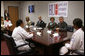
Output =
[
  {"x1": 67, "y1": 25, "x2": 74, "y2": 32},
  {"x1": 3, "y1": 34, "x2": 17, "y2": 54},
  {"x1": 31, "y1": 22, "x2": 35, "y2": 26},
  {"x1": 42, "y1": 23, "x2": 46, "y2": 28},
  {"x1": 73, "y1": 50, "x2": 84, "y2": 55}
]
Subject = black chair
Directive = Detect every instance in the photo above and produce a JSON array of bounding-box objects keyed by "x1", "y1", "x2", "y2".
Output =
[
  {"x1": 42, "y1": 23, "x2": 46, "y2": 29},
  {"x1": 67, "y1": 25, "x2": 74, "y2": 32},
  {"x1": 71, "y1": 50, "x2": 84, "y2": 55},
  {"x1": 1, "y1": 30, "x2": 4, "y2": 40},
  {"x1": 31, "y1": 22, "x2": 35, "y2": 26},
  {"x1": 3, "y1": 33, "x2": 36, "y2": 55},
  {"x1": 43, "y1": 23, "x2": 46, "y2": 28},
  {"x1": 64, "y1": 49, "x2": 84, "y2": 55}
]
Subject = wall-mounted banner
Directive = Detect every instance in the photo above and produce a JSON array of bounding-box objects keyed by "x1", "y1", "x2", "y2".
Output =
[{"x1": 48, "y1": 1, "x2": 68, "y2": 17}]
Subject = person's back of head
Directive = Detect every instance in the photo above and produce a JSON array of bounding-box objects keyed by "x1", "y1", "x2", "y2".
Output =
[
  {"x1": 73, "y1": 18, "x2": 84, "y2": 32},
  {"x1": 16, "y1": 19, "x2": 23, "y2": 27}
]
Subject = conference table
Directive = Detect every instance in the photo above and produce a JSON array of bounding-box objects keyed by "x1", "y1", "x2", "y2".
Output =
[{"x1": 26, "y1": 26, "x2": 73, "y2": 55}]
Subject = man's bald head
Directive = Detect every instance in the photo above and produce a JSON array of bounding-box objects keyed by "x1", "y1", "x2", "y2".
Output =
[{"x1": 38, "y1": 16, "x2": 42, "y2": 21}]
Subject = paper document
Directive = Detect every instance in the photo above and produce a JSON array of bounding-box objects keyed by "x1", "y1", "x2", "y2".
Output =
[
  {"x1": 53, "y1": 33, "x2": 59, "y2": 37},
  {"x1": 37, "y1": 32, "x2": 41, "y2": 36},
  {"x1": 47, "y1": 30, "x2": 52, "y2": 34},
  {"x1": 25, "y1": 25, "x2": 29, "y2": 28},
  {"x1": 37, "y1": 27, "x2": 42, "y2": 30},
  {"x1": 65, "y1": 43, "x2": 71, "y2": 48}
]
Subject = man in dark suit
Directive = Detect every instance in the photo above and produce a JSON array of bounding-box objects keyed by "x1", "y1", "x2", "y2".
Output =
[
  {"x1": 36, "y1": 16, "x2": 46, "y2": 28},
  {"x1": 56, "y1": 17, "x2": 68, "y2": 32}
]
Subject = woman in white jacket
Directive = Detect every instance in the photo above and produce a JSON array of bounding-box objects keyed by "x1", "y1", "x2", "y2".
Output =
[
  {"x1": 60, "y1": 18, "x2": 84, "y2": 55},
  {"x1": 12, "y1": 19, "x2": 34, "y2": 51}
]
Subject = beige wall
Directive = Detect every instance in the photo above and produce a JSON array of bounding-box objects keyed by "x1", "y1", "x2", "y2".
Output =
[
  {"x1": 1, "y1": 1, "x2": 4, "y2": 17},
  {"x1": 19, "y1": 1, "x2": 84, "y2": 26},
  {"x1": 3, "y1": 1, "x2": 20, "y2": 19},
  {"x1": 2, "y1": 1, "x2": 84, "y2": 26}
]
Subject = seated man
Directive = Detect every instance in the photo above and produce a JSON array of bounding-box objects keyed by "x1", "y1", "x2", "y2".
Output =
[
  {"x1": 47, "y1": 17, "x2": 58, "y2": 30},
  {"x1": 36, "y1": 16, "x2": 46, "y2": 28},
  {"x1": 12, "y1": 19, "x2": 34, "y2": 51},
  {"x1": 56, "y1": 17, "x2": 68, "y2": 32}
]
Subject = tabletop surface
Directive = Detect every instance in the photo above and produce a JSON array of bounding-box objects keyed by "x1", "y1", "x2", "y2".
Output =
[{"x1": 26, "y1": 26, "x2": 73, "y2": 46}]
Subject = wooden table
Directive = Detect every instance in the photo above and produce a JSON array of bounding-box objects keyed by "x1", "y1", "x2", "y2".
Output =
[{"x1": 26, "y1": 27, "x2": 73, "y2": 55}]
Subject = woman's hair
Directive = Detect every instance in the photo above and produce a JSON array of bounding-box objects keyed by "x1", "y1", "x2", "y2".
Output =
[
  {"x1": 16, "y1": 19, "x2": 23, "y2": 27},
  {"x1": 50, "y1": 17, "x2": 55, "y2": 21},
  {"x1": 73, "y1": 18, "x2": 84, "y2": 31}
]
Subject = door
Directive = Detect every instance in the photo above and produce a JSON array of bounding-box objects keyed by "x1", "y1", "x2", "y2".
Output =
[{"x1": 8, "y1": 6, "x2": 19, "y2": 31}]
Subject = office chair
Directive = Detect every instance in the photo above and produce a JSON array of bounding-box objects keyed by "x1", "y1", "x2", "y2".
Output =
[
  {"x1": 31, "y1": 22, "x2": 35, "y2": 26},
  {"x1": 42, "y1": 23, "x2": 46, "y2": 29},
  {"x1": 67, "y1": 25, "x2": 74, "y2": 32},
  {"x1": 63, "y1": 49, "x2": 84, "y2": 55},
  {"x1": 3, "y1": 33, "x2": 36, "y2": 55},
  {"x1": 70, "y1": 50, "x2": 84, "y2": 55}
]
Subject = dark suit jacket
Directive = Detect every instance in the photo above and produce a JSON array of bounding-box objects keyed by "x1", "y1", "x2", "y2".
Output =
[
  {"x1": 36, "y1": 20, "x2": 46, "y2": 28},
  {"x1": 58, "y1": 21, "x2": 67, "y2": 31}
]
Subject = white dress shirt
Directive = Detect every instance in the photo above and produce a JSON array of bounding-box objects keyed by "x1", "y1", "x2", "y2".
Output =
[
  {"x1": 69, "y1": 28, "x2": 84, "y2": 51},
  {"x1": 60, "y1": 28, "x2": 84, "y2": 55},
  {"x1": 12, "y1": 26, "x2": 33, "y2": 51}
]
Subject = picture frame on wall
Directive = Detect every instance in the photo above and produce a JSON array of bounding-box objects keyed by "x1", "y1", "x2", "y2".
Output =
[{"x1": 28, "y1": 5, "x2": 34, "y2": 13}]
